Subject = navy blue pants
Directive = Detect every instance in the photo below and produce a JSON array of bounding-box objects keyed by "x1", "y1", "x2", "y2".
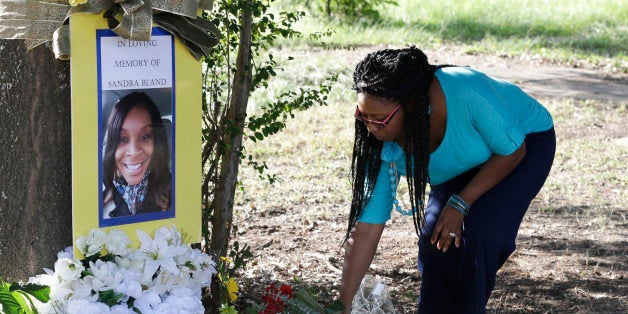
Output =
[{"x1": 417, "y1": 128, "x2": 556, "y2": 313}]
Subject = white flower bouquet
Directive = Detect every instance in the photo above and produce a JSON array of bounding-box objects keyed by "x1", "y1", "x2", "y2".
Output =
[{"x1": 24, "y1": 226, "x2": 216, "y2": 314}]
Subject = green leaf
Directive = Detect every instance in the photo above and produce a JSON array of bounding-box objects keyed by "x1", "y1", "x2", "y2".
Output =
[
  {"x1": 98, "y1": 289, "x2": 125, "y2": 307},
  {"x1": 9, "y1": 283, "x2": 50, "y2": 303},
  {"x1": 295, "y1": 289, "x2": 324, "y2": 311},
  {"x1": 10, "y1": 290, "x2": 31, "y2": 313},
  {"x1": 0, "y1": 288, "x2": 22, "y2": 314},
  {"x1": 14, "y1": 290, "x2": 40, "y2": 314},
  {"x1": 242, "y1": 307, "x2": 258, "y2": 314},
  {"x1": 325, "y1": 300, "x2": 345, "y2": 313}
]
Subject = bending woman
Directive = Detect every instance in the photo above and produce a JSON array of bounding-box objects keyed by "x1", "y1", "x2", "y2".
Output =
[
  {"x1": 339, "y1": 46, "x2": 555, "y2": 313},
  {"x1": 102, "y1": 92, "x2": 171, "y2": 218}
]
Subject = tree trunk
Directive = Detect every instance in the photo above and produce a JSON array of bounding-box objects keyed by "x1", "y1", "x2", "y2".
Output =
[
  {"x1": 207, "y1": 2, "x2": 252, "y2": 312},
  {"x1": 210, "y1": 1, "x2": 253, "y2": 260},
  {"x1": 326, "y1": 0, "x2": 332, "y2": 18},
  {"x1": 0, "y1": 40, "x2": 72, "y2": 282}
]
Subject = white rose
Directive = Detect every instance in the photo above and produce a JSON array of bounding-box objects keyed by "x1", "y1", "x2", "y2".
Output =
[
  {"x1": 68, "y1": 278, "x2": 95, "y2": 299},
  {"x1": 75, "y1": 236, "x2": 88, "y2": 255},
  {"x1": 133, "y1": 290, "x2": 161, "y2": 313},
  {"x1": 105, "y1": 230, "x2": 131, "y2": 256},
  {"x1": 115, "y1": 268, "x2": 143, "y2": 299},
  {"x1": 57, "y1": 246, "x2": 74, "y2": 260},
  {"x1": 85, "y1": 229, "x2": 108, "y2": 257},
  {"x1": 114, "y1": 256, "x2": 147, "y2": 282},
  {"x1": 110, "y1": 304, "x2": 134, "y2": 314},
  {"x1": 86, "y1": 260, "x2": 123, "y2": 292},
  {"x1": 29, "y1": 272, "x2": 73, "y2": 302},
  {"x1": 54, "y1": 258, "x2": 84, "y2": 281},
  {"x1": 159, "y1": 287, "x2": 204, "y2": 313},
  {"x1": 154, "y1": 226, "x2": 182, "y2": 246},
  {"x1": 66, "y1": 298, "x2": 111, "y2": 314}
]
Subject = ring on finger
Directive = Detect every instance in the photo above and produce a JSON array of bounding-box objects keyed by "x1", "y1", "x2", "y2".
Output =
[{"x1": 448, "y1": 232, "x2": 456, "y2": 238}]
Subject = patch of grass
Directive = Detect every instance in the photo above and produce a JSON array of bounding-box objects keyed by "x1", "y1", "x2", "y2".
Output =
[
  {"x1": 236, "y1": 48, "x2": 355, "y2": 220},
  {"x1": 534, "y1": 99, "x2": 627, "y2": 228},
  {"x1": 276, "y1": 0, "x2": 627, "y2": 71},
  {"x1": 236, "y1": 99, "x2": 354, "y2": 220}
]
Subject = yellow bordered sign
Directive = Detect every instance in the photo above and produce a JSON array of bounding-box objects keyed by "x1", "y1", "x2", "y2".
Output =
[{"x1": 70, "y1": 13, "x2": 201, "y2": 255}]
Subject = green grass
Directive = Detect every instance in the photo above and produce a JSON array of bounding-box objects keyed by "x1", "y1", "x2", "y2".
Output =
[
  {"x1": 536, "y1": 99, "x2": 627, "y2": 228},
  {"x1": 276, "y1": 0, "x2": 627, "y2": 71}
]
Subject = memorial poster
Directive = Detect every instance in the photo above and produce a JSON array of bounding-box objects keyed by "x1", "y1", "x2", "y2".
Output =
[{"x1": 70, "y1": 14, "x2": 201, "y2": 253}]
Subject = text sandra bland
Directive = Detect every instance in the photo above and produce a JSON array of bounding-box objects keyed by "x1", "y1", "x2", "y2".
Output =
[{"x1": 106, "y1": 78, "x2": 168, "y2": 89}]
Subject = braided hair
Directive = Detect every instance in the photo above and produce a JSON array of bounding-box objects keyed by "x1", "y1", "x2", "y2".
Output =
[{"x1": 346, "y1": 46, "x2": 450, "y2": 241}]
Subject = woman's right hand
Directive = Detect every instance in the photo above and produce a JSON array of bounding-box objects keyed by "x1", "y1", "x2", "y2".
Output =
[
  {"x1": 339, "y1": 222, "x2": 385, "y2": 313},
  {"x1": 430, "y1": 205, "x2": 464, "y2": 252}
]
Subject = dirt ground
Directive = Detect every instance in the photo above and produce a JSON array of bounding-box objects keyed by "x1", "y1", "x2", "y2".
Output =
[{"x1": 232, "y1": 47, "x2": 627, "y2": 313}]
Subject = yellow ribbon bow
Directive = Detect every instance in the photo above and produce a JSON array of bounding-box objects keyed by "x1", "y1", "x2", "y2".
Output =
[{"x1": 0, "y1": 0, "x2": 219, "y2": 60}]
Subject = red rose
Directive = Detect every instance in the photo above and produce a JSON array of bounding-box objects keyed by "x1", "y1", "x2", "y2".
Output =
[{"x1": 260, "y1": 283, "x2": 293, "y2": 314}]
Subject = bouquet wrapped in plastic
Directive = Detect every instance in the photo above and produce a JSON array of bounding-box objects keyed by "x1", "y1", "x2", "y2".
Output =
[{"x1": 351, "y1": 275, "x2": 397, "y2": 314}]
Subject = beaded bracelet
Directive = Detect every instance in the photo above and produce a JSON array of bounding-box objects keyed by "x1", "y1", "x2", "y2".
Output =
[
  {"x1": 446, "y1": 194, "x2": 470, "y2": 216},
  {"x1": 388, "y1": 161, "x2": 415, "y2": 216}
]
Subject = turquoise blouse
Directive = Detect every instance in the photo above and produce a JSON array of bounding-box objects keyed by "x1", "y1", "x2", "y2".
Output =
[{"x1": 357, "y1": 67, "x2": 553, "y2": 224}]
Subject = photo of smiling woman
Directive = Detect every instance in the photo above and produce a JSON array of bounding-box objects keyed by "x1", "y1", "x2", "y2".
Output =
[{"x1": 101, "y1": 91, "x2": 172, "y2": 220}]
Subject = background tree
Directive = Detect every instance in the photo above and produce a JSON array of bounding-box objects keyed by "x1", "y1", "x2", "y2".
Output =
[
  {"x1": 0, "y1": 40, "x2": 72, "y2": 282},
  {"x1": 208, "y1": 0, "x2": 253, "y2": 261},
  {"x1": 201, "y1": 0, "x2": 335, "y2": 256},
  {"x1": 307, "y1": 0, "x2": 397, "y2": 21},
  {"x1": 200, "y1": 0, "x2": 336, "y2": 310}
]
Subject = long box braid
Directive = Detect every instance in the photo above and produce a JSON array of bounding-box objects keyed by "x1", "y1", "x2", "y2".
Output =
[{"x1": 346, "y1": 46, "x2": 453, "y2": 241}]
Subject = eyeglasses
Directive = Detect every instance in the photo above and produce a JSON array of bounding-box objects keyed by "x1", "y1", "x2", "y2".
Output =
[{"x1": 354, "y1": 104, "x2": 401, "y2": 128}]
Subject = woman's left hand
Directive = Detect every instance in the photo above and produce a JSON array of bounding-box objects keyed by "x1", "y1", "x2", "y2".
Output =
[{"x1": 430, "y1": 205, "x2": 465, "y2": 252}]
